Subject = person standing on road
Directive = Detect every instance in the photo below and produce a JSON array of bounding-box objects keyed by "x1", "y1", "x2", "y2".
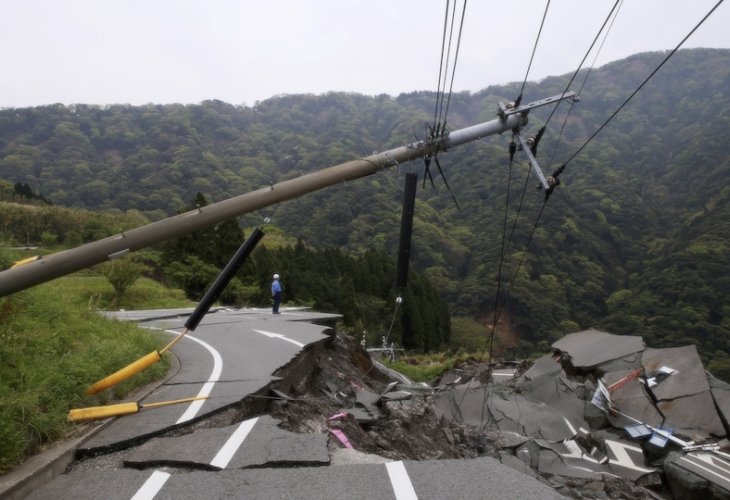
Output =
[{"x1": 271, "y1": 273, "x2": 283, "y2": 314}]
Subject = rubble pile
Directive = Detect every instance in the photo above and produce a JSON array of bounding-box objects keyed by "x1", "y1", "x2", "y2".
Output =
[{"x1": 270, "y1": 330, "x2": 730, "y2": 499}]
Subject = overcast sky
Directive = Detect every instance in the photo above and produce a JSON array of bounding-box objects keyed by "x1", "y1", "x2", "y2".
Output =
[{"x1": 2, "y1": 0, "x2": 728, "y2": 108}]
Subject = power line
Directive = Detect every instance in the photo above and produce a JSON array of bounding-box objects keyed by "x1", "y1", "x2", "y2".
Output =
[
  {"x1": 544, "y1": 0, "x2": 622, "y2": 128},
  {"x1": 441, "y1": 0, "x2": 469, "y2": 130},
  {"x1": 561, "y1": 0, "x2": 725, "y2": 170},
  {"x1": 544, "y1": 0, "x2": 623, "y2": 167},
  {"x1": 432, "y1": 0, "x2": 451, "y2": 132},
  {"x1": 576, "y1": 0, "x2": 625, "y2": 97},
  {"x1": 431, "y1": 0, "x2": 469, "y2": 137},
  {"x1": 516, "y1": 0, "x2": 551, "y2": 105}
]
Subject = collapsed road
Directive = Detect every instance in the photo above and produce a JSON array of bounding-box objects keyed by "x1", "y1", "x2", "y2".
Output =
[
  {"x1": 7, "y1": 310, "x2": 730, "y2": 499},
  {"x1": 432, "y1": 329, "x2": 730, "y2": 499},
  {"x1": 7, "y1": 308, "x2": 560, "y2": 500}
]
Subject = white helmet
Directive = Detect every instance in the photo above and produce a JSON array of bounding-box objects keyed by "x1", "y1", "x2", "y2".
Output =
[{"x1": 273, "y1": 274, "x2": 280, "y2": 280}]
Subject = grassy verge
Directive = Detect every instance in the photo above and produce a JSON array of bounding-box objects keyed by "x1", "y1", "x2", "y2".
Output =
[
  {"x1": 0, "y1": 275, "x2": 189, "y2": 473},
  {"x1": 70, "y1": 273, "x2": 196, "y2": 311},
  {"x1": 383, "y1": 351, "x2": 487, "y2": 383}
]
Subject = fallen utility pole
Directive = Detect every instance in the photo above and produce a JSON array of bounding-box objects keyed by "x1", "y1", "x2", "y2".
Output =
[{"x1": 0, "y1": 92, "x2": 576, "y2": 297}]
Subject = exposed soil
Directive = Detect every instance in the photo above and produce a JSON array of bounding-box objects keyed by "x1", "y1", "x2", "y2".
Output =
[{"x1": 266, "y1": 332, "x2": 664, "y2": 500}]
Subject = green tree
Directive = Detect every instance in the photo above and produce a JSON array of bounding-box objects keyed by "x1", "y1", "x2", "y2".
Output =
[{"x1": 98, "y1": 257, "x2": 149, "y2": 304}]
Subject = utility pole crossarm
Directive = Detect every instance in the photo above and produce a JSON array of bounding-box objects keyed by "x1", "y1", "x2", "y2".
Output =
[{"x1": 499, "y1": 91, "x2": 578, "y2": 119}]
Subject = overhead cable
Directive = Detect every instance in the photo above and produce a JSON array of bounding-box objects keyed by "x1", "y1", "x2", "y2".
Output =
[
  {"x1": 441, "y1": 0, "x2": 469, "y2": 129},
  {"x1": 516, "y1": 0, "x2": 551, "y2": 106},
  {"x1": 576, "y1": 0, "x2": 625, "y2": 97},
  {"x1": 431, "y1": 0, "x2": 451, "y2": 133},
  {"x1": 544, "y1": 0, "x2": 624, "y2": 167},
  {"x1": 431, "y1": 0, "x2": 469, "y2": 136},
  {"x1": 561, "y1": 0, "x2": 725, "y2": 169},
  {"x1": 544, "y1": 0, "x2": 622, "y2": 128}
]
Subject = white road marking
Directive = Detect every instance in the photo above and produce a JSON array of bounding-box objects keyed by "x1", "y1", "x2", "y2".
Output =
[
  {"x1": 130, "y1": 471, "x2": 170, "y2": 500},
  {"x1": 562, "y1": 417, "x2": 577, "y2": 436},
  {"x1": 679, "y1": 453, "x2": 730, "y2": 487},
  {"x1": 210, "y1": 417, "x2": 259, "y2": 469},
  {"x1": 130, "y1": 323, "x2": 308, "y2": 498},
  {"x1": 386, "y1": 461, "x2": 418, "y2": 500},
  {"x1": 162, "y1": 329, "x2": 223, "y2": 424},
  {"x1": 252, "y1": 328, "x2": 304, "y2": 348},
  {"x1": 604, "y1": 440, "x2": 655, "y2": 474}
]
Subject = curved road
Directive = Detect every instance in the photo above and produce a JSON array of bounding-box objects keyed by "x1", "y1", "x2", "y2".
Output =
[{"x1": 27, "y1": 308, "x2": 562, "y2": 500}]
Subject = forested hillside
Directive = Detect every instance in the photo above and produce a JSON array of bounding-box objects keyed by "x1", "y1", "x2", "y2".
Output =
[{"x1": 0, "y1": 49, "x2": 728, "y2": 371}]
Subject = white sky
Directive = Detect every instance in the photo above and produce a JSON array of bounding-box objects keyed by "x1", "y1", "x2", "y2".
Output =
[{"x1": 2, "y1": 0, "x2": 728, "y2": 108}]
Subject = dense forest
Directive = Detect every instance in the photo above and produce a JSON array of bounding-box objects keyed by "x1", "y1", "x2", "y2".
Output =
[{"x1": 0, "y1": 49, "x2": 728, "y2": 373}]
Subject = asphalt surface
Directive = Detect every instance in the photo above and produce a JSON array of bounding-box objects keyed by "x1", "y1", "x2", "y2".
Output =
[{"x1": 7, "y1": 307, "x2": 564, "y2": 500}]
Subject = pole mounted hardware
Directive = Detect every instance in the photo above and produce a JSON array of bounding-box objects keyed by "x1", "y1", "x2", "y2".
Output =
[
  {"x1": 514, "y1": 131, "x2": 550, "y2": 191},
  {"x1": 501, "y1": 91, "x2": 578, "y2": 192},
  {"x1": 498, "y1": 91, "x2": 578, "y2": 120}
]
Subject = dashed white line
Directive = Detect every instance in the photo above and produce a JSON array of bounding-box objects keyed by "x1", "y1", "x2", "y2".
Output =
[
  {"x1": 562, "y1": 416, "x2": 577, "y2": 436},
  {"x1": 386, "y1": 461, "x2": 418, "y2": 500},
  {"x1": 129, "y1": 328, "x2": 225, "y2": 500},
  {"x1": 252, "y1": 328, "x2": 304, "y2": 348},
  {"x1": 210, "y1": 417, "x2": 259, "y2": 469},
  {"x1": 130, "y1": 471, "x2": 171, "y2": 500},
  {"x1": 130, "y1": 326, "x2": 300, "y2": 499}
]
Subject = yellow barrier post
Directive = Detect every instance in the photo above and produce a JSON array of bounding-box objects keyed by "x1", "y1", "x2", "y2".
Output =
[
  {"x1": 85, "y1": 328, "x2": 190, "y2": 395},
  {"x1": 68, "y1": 396, "x2": 207, "y2": 422}
]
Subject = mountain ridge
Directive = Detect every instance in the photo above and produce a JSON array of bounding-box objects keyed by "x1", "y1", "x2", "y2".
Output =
[{"x1": 0, "y1": 48, "x2": 728, "y2": 371}]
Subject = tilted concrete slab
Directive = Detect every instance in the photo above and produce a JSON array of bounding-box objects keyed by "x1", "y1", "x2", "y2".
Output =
[
  {"x1": 125, "y1": 415, "x2": 329, "y2": 470},
  {"x1": 517, "y1": 372, "x2": 589, "y2": 437},
  {"x1": 664, "y1": 451, "x2": 730, "y2": 498},
  {"x1": 433, "y1": 384, "x2": 581, "y2": 441},
  {"x1": 642, "y1": 346, "x2": 709, "y2": 400},
  {"x1": 658, "y1": 392, "x2": 726, "y2": 439},
  {"x1": 552, "y1": 329, "x2": 644, "y2": 369},
  {"x1": 603, "y1": 368, "x2": 664, "y2": 429},
  {"x1": 520, "y1": 354, "x2": 562, "y2": 381},
  {"x1": 516, "y1": 440, "x2": 598, "y2": 480},
  {"x1": 642, "y1": 346, "x2": 725, "y2": 438},
  {"x1": 517, "y1": 437, "x2": 658, "y2": 482},
  {"x1": 709, "y1": 374, "x2": 730, "y2": 434}
]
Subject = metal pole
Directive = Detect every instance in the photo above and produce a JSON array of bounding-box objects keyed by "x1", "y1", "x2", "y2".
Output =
[{"x1": 0, "y1": 112, "x2": 527, "y2": 297}]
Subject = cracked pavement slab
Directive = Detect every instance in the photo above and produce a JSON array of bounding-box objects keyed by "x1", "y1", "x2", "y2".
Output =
[
  {"x1": 552, "y1": 329, "x2": 644, "y2": 369},
  {"x1": 642, "y1": 346, "x2": 725, "y2": 438},
  {"x1": 433, "y1": 384, "x2": 581, "y2": 441},
  {"x1": 124, "y1": 415, "x2": 329, "y2": 470},
  {"x1": 603, "y1": 368, "x2": 664, "y2": 429}
]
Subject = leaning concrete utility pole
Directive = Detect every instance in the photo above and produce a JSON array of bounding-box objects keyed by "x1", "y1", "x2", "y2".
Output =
[{"x1": 0, "y1": 93, "x2": 576, "y2": 297}]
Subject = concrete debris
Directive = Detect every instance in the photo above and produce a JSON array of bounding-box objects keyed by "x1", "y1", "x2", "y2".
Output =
[
  {"x1": 36, "y1": 328, "x2": 727, "y2": 500},
  {"x1": 552, "y1": 329, "x2": 645, "y2": 370},
  {"x1": 380, "y1": 390, "x2": 412, "y2": 402},
  {"x1": 429, "y1": 329, "x2": 730, "y2": 498},
  {"x1": 709, "y1": 375, "x2": 730, "y2": 431},
  {"x1": 644, "y1": 346, "x2": 726, "y2": 439},
  {"x1": 664, "y1": 451, "x2": 730, "y2": 499}
]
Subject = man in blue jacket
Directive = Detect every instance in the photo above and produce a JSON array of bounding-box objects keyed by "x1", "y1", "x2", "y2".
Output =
[{"x1": 271, "y1": 273, "x2": 282, "y2": 314}]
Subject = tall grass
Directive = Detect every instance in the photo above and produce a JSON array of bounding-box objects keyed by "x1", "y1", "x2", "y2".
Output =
[
  {"x1": 384, "y1": 351, "x2": 485, "y2": 383},
  {"x1": 0, "y1": 276, "x2": 186, "y2": 473}
]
